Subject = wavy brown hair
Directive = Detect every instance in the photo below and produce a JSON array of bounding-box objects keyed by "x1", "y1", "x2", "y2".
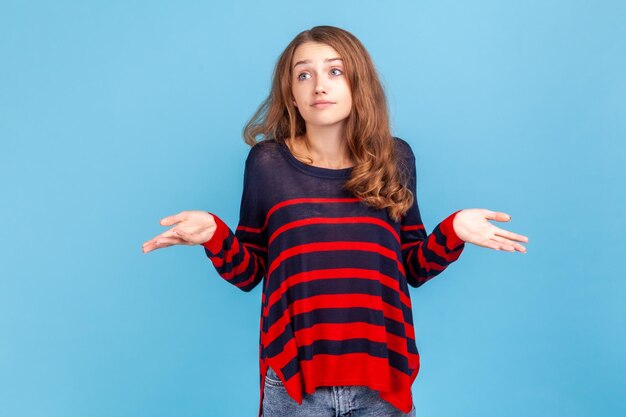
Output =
[{"x1": 242, "y1": 25, "x2": 413, "y2": 222}]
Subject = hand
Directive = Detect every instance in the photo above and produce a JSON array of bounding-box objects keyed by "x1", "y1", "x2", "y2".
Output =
[
  {"x1": 453, "y1": 209, "x2": 529, "y2": 253},
  {"x1": 142, "y1": 210, "x2": 217, "y2": 254}
]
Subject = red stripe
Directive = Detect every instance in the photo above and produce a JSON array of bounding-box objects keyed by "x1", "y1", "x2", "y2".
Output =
[
  {"x1": 202, "y1": 214, "x2": 231, "y2": 254},
  {"x1": 400, "y1": 224, "x2": 425, "y2": 232},
  {"x1": 295, "y1": 322, "x2": 387, "y2": 345},
  {"x1": 416, "y1": 242, "x2": 446, "y2": 274},
  {"x1": 300, "y1": 353, "x2": 392, "y2": 392},
  {"x1": 265, "y1": 197, "x2": 361, "y2": 228},
  {"x1": 269, "y1": 216, "x2": 400, "y2": 246},
  {"x1": 236, "y1": 224, "x2": 263, "y2": 234},
  {"x1": 264, "y1": 352, "x2": 416, "y2": 413},
  {"x1": 235, "y1": 248, "x2": 264, "y2": 289},
  {"x1": 234, "y1": 197, "x2": 362, "y2": 246},
  {"x1": 241, "y1": 242, "x2": 267, "y2": 252},
  {"x1": 267, "y1": 241, "x2": 405, "y2": 278},
  {"x1": 293, "y1": 321, "x2": 413, "y2": 356},
  {"x1": 427, "y1": 230, "x2": 463, "y2": 261},
  {"x1": 270, "y1": 334, "x2": 300, "y2": 375},
  {"x1": 264, "y1": 269, "x2": 411, "y2": 317},
  {"x1": 379, "y1": 364, "x2": 416, "y2": 413},
  {"x1": 404, "y1": 236, "x2": 464, "y2": 284},
  {"x1": 405, "y1": 246, "x2": 420, "y2": 281},
  {"x1": 262, "y1": 327, "x2": 418, "y2": 415},
  {"x1": 211, "y1": 239, "x2": 255, "y2": 279},
  {"x1": 400, "y1": 240, "x2": 421, "y2": 251},
  {"x1": 263, "y1": 293, "x2": 415, "y2": 348}
]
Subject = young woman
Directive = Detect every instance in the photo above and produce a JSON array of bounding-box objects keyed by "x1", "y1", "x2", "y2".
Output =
[{"x1": 142, "y1": 26, "x2": 528, "y2": 417}]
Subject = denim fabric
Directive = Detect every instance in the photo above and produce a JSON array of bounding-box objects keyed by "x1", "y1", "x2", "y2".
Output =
[{"x1": 263, "y1": 366, "x2": 417, "y2": 417}]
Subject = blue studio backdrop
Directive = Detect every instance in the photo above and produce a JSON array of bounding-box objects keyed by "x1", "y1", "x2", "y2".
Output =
[{"x1": 1, "y1": 1, "x2": 624, "y2": 416}]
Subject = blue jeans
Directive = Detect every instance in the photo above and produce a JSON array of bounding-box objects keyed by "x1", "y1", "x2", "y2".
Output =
[{"x1": 263, "y1": 366, "x2": 417, "y2": 417}]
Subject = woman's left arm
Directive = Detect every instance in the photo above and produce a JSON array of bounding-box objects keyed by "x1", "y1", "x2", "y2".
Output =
[{"x1": 453, "y1": 209, "x2": 529, "y2": 253}]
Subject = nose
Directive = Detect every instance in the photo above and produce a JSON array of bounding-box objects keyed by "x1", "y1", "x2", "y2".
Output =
[{"x1": 315, "y1": 78, "x2": 327, "y2": 95}]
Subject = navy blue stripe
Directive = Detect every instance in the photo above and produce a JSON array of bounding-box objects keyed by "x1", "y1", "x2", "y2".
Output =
[
  {"x1": 270, "y1": 220, "x2": 399, "y2": 252},
  {"x1": 299, "y1": 338, "x2": 388, "y2": 360},
  {"x1": 265, "y1": 307, "x2": 414, "y2": 358},
  {"x1": 275, "y1": 341, "x2": 412, "y2": 381},
  {"x1": 266, "y1": 278, "x2": 413, "y2": 329},
  {"x1": 266, "y1": 250, "x2": 401, "y2": 295}
]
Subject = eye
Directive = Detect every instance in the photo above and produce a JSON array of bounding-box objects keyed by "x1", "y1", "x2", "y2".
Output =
[
  {"x1": 330, "y1": 68, "x2": 343, "y2": 76},
  {"x1": 297, "y1": 72, "x2": 310, "y2": 81}
]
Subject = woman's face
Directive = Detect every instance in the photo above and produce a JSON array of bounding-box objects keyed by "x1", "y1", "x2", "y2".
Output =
[{"x1": 290, "y1": 42, "x2": 352, "y2": 130}]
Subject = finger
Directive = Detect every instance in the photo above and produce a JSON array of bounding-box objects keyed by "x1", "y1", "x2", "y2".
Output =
[
  {"x1": 160, "y1": 211, "x2": 187, "y2": 226},
  {"x1": 487, "y1": 211, "x2": 512, "y2": 222},
  {"x1": 171, "y1": 228, "x2": 192, "y2": 241},
  {"x1": 142, "y1": 236, "x2": 162, "y2": 252},
  {"x1": 143, "y1": 232, "x2": 185, "y2": 249},
  {"x1": 493, "y1": 227, "x2": 529, "y2": 243},
  {"x1": 148, "y1": 227, "x2": 184, "y2": 243},
  {"x1": 143, "y1": 240, "x2": 161, "y2": 253},
  {"x1": 155, "y1": 236, "x2": 187, "y2": 246},
  {"x1": 481, "y1": 239, "x2": 502, "y2": 250},
  {"x1": 147, "y1": 239, "x2": 177, "y2": 252},
  {"x1": 470, "y1": 236, "x2": 501, "y2": 250},
  {"x1": 481, "y1": 237, "x2": 513, "y2": 251},
  {"x1": 490, "y1": 236, "x2": 527, "y2": 253},
  {"x1": 143, "y1": 232, "x2": 167, "y2": 244},
  {"x1": 143, "y1": 236, "x2": 188, "y2": 253},
  {"x1": 515, "y1": 244, "x2": 527, "y2": 253},
  {"x1": 472, "y1": 234, "x2": 527, "y2": 253},
  {"x1": 142, "y1": 239, "x2": 163, "y2": 253}
]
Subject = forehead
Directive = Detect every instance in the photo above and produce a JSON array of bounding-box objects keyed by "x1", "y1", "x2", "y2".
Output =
[{"x1": 292, "y1": 42, "x2": 342, "y2": 67}]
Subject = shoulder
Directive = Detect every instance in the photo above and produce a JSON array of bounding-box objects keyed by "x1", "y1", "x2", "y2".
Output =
[
  {"x1": 392, "y1": 137, "x2": 416, "y2": 177},
  {"x1": 392, "y1": 136, "x2": 416, "y2": 160},
  {"x1": 245, "y1": 138, "x2": 281, "y2": 167},
  {"x1": 392, "y1": 137, "x2": 416, "y2": 189}
]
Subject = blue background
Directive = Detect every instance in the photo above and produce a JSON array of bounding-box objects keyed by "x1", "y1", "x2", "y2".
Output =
[{"x1": 1, "y1": 1, "x2": 624, "y2": 416}]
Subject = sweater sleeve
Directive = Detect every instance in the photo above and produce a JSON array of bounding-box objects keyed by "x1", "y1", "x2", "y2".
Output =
[
  {"x1": 200, "y1": 146, "x2": 268, "y2": 292},
  {"x1": 398, "y1": 139, "x2": 465, "y2": 288}
]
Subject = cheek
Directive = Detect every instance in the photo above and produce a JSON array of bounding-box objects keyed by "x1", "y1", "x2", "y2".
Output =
[
  {"x1": 292, "y1": 87, "x2": 306, "y2": 105},
  {"x1": 342, "y1": 90, "x2": 353, "y2": 109},
  {"x1": 341, "y1": 84, "x2": 352, "y2": 102}
]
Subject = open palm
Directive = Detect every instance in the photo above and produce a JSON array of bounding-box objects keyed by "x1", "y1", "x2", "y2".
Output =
[
  {"x1": 453, "y1": 209, "x2": 529, "y2": 253},
  {"x1": 142, "y1": 210, "x2": 216, "y2": 254}
]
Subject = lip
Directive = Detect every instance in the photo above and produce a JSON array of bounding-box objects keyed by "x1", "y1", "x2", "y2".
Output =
[{"x1": 311, "y1": 101, "x2": 335, "y2": 108}]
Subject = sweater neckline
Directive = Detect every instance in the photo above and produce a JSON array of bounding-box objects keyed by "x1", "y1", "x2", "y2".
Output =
[{"x1": 277, "y1": 140, "x2": 353, "y2": 179}]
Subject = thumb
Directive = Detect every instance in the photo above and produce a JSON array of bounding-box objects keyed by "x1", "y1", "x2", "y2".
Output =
[
  {"x1": 160, "y1": 212, "x2": 184, "y2": 226},
  {"x1": 494, "y1": 211, "x2": 512, "y2": 222},
  {"x1": 483, "y1": 210, "x2": 511, "y2": 222}
]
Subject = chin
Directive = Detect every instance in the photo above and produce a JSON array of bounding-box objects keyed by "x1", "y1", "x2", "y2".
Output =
[{"x1": 305, "y1": 116, "x2": 349, "y2": 126}]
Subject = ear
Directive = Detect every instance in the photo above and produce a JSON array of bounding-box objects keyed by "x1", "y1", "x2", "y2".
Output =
[{"x1": 292, "y1": 100, "x2": 297, "y2": 107}]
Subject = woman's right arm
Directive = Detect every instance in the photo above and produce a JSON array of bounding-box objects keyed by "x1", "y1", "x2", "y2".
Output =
[
  {"x1": 200, "y1": 210, "x2": 267, "y2": 292},
  {"x1": 141, "y1": 147, "x2": 268, "y2": 293}
]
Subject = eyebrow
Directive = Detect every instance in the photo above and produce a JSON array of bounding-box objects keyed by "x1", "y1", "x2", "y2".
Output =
[{"x1": 293, "y1": 57, "x2": 343, "y2": 69}]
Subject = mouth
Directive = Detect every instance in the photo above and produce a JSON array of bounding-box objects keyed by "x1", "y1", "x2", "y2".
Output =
[{"x1": 312, "y1": 101, "x2": 335, "y2": 108}]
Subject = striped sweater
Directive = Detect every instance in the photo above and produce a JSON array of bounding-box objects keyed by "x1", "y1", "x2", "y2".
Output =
[{"x1": 201, "y1": 137, "x2": 465, "y2": 416}]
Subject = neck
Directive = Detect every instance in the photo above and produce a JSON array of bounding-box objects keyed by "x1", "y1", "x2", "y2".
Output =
[{"x1": 296, "y1": 124, "x2": 352, "y2": 169}]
